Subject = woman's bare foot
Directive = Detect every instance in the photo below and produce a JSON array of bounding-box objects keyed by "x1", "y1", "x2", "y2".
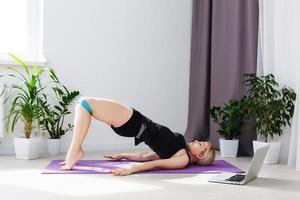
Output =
[{"x1": 60, "y1": 147, "x2": 84, "y2": 170}]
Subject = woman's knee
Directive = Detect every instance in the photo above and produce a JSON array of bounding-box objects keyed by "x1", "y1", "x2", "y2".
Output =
[{"x1": 77, "y1": 97, "x2": 94, "y2": 116}]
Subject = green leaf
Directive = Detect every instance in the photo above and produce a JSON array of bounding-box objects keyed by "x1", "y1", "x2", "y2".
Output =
[
  {"x1": 49, "y1": 68, "x2": 59, "y2": 82},
  {"x1": 54, "y1": 106, "x2": 62, "y2": 112},
  {"x1": 9, "y1": 54, "x2": 30, "y2": 77},
  {"x1": 3, "y1": 66, "x2": 27, "y2": 81},
  {"x1": 37, "y1": 68, "x2": 45, "y2": 77},
  {"x1": 33, "y1": 64, "x2": 38, "y2": 75}
]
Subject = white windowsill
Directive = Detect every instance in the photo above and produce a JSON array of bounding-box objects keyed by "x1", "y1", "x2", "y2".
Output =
[{"x1": 0, "y1": 59, "x2": 47, "y2": 67}]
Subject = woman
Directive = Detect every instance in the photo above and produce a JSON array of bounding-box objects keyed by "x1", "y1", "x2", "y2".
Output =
[{"x1": 60, "y1": 97, "x2": 215, "y2": 176}]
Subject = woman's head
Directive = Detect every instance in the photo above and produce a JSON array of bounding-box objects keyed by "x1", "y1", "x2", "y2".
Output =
[{"x1": 187, "y1": 140, "x2": 215, "y2": 165}]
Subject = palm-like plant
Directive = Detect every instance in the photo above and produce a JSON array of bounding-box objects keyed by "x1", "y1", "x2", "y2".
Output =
[
  {"x1": 0, "y1": 54, "x2": 46, "y2": 138},
  {"x1": 40, "y1": 68, "x2": 80, "y2": 139}
]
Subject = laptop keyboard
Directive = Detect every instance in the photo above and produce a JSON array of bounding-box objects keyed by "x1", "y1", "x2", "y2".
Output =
[{"x1": 225, "y1": 174, "x2": 246, "y2": 182}]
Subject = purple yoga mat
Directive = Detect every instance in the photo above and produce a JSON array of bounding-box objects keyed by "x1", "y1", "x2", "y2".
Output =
[{"x1": 42, "y1": 160, "x2": 243, "y2": 174}]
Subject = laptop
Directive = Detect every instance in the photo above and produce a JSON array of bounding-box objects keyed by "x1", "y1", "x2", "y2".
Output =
[{"x1": 208, "y1": 145, "x2": 269, "y2": 185}]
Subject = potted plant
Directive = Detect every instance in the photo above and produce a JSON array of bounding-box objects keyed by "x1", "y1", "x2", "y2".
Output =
[
  {"x1": 243, "y1": 73, "x2": 296, "y2": 164},
  {"x1": 210, "y1": 98, "x2": 246, "y2": 157},
  {"x1": 40, "y1": 68, "x2": 80, "y2": 155},
  {"x1": 0, "y1": 54, "x2": 46, "y2": 159}
]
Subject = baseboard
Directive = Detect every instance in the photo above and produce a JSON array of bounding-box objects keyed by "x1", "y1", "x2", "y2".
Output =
[{"x1": 0, "y1": 143, "x2": 149, "y2": 155}]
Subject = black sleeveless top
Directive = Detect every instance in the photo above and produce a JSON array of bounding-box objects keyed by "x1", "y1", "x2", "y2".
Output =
[
  {"x1": 135, "y1": 115, "x2": 189, "y2": 161},
  {"x1": 111, "y1": 108, "x2": 190, "y2": 166}
]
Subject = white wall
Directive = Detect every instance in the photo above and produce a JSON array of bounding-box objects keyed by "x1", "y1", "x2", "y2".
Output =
[{"x1": 0, "y1": 0, "x2": 192, "y2": 153}]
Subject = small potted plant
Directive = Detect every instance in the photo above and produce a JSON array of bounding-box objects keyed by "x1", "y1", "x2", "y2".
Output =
[
  {"x1": 40, "y1": 68, "x2": 80, "y2": 155},
  {"x1": 0, "y1": 54, "x2": 46, "y2": 159},
  {"x1": 243, "y1": 73, "x2": 296, "y2": 164},
  {"x1": 210, "y1": 98, "x2": 246, "y2": 157}
]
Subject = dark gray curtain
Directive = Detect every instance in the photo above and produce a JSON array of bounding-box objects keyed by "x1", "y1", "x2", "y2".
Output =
[{"x1": 185, "y1": 0, "x2": 259, "y2": 156}]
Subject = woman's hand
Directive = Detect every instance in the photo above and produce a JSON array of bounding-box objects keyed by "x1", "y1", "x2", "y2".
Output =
[
  {"x1": 104, "y1": 154, "x2": 126, "y2": 160},
  {"x1": 110, "y1": 167, "x2": 134, "y2": 176}
]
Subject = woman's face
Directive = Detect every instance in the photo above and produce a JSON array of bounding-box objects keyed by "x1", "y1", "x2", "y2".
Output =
[{"x1": 187, "y1": 140, "x2": 210, "y2": 157}]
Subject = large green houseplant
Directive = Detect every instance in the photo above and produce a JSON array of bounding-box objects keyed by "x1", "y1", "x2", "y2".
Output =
[
  {"x1": 0, "y1": 54, "x2": 47, "y2": 159},
  {"x1": 243, "y1": 73, "x2": 296, "y2": 163},
  {"x1": 210, "y1": 98, "x2": 247, "y2": 157},
  {"x1": 40, "y1": 68, "x2": 80, "y2": 155},
  {"x1": 40, "y1": 68, "x2": 79, "y2": 139}
]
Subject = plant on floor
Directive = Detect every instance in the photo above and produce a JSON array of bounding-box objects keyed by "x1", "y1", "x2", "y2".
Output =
[
  {"x1": 210, "y1": 98, "x2": 247, "y2": 140},
  {"x1": 39, "y1": 68, "x2": 80, "y2": 139},
  {"x1": 243, "y1": 73, "x2": 296, "y2": 142},
  {"x1": 0, "y1": 54, "x2": 46, "y2": 138}
]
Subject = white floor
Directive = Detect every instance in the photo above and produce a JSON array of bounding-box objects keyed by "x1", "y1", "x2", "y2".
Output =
[{"x1": 1, "y1": 150, "x2": 300, "y2": 200}]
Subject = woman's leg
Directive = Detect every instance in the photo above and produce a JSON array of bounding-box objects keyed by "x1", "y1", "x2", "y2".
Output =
[{"x1": 61, "y1": 97, "x2": 133, "y2": 169}]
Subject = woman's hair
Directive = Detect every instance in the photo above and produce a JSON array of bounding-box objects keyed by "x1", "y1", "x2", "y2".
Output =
[{"x1": 197, "y1": 141, "x2": 215, "y2": 165}]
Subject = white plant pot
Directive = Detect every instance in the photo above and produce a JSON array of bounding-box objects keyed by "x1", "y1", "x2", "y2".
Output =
[
  {"x1": 253, "y1": 140, "x2": 281, "y2": 164},
  {"x1": 14, "y1": 136, "x2": 42, "y2": 160},
  {"x1": 47, "y1": 138, "x2": 61, "y2": 155},
  {"x1": 219, "y1": 138, "x2": 239, "y2": 157}
]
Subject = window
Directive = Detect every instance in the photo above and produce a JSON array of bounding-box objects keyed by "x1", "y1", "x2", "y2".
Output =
[{"x1": 0, "y1": 0, "x2": 45, "y2": 64}]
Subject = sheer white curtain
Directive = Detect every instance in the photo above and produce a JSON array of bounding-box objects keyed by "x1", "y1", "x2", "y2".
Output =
[{"x1": 257, "y1": 0, "x2": 300, "y2": 170}]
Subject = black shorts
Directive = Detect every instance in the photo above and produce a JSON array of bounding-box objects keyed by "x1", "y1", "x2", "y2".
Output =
[{"x1": 110, "y1": 108, "x2": 149, "y2": 145}]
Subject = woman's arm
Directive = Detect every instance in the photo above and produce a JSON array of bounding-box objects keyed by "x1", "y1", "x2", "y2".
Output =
[
  {"x1": 110, "y1": 154, "x2": 189, "y2": 176},
  {"x1": 104, "y1": 151, "x2": 160, "y2": 162}
]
